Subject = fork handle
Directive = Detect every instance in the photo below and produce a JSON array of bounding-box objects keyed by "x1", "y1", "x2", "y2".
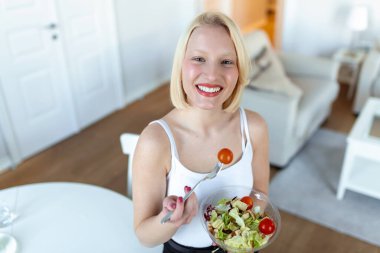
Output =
[
  {"x1": 160, "y1": 210, "x2": 173, "y2": 224},
  {"x1": 183, "y1": 177, "x2": 205, "y2": 201}
]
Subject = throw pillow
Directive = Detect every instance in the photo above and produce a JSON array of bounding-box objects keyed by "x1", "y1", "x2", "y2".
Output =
[
  {"x1": 247, "y1": 46, "x2": 302, "y2": 98},
  {"x1": 250, "y1": 47, "x2": 272, "y2": 80}
]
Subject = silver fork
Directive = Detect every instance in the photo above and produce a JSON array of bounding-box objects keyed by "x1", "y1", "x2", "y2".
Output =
[{"x1": 160, "y1": 161, "x2": 224, "y2": 224}]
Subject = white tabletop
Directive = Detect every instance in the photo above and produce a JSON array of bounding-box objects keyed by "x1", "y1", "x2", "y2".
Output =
[{"x1": 0, "y1": 182, "x2": 163, "y2": 253}]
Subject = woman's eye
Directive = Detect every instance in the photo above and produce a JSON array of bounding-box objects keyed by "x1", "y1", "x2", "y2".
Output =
[
  {"x1": 192, "y1": 57, "x2": 205, "y2": 62},
  {"x1": 222, "y1": 59, "x2": 234, "y2": 65}
]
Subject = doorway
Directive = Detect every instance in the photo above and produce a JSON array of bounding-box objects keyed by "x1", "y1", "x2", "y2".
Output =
[{"x1": 200, "y1": 0, "x2": 282, "y2": 49}]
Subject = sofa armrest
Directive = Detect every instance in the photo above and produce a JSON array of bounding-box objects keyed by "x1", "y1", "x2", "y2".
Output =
[
  {"x1": 241, "y1": 87, "x2": 301, "y2": 166},
  {"x1": 278, "y1": 52, "x2": 339, "y2": 81},
  {"x1": 241, "y1": 87, "x2": 300, "y2": 142}
]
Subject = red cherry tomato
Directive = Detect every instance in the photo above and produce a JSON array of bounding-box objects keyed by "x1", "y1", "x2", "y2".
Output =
[
  {"x1": 217, "y1": 148, "x2": 233, "y2": 164},
  {"x1": 259, "y1": 217, "x2": 276, "y2": 235},
  {"x1": 240, "y1": 196, "x2": 253, "y2": 210}
]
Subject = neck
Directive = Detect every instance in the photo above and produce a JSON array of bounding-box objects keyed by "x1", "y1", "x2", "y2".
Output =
[{"x1": 179, "y1": 107, "x2": 236, "y2": 135}]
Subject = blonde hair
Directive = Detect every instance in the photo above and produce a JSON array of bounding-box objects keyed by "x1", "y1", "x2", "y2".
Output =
[{"x1": 170, "y1": 11, "x2": 250, "y2": 112}]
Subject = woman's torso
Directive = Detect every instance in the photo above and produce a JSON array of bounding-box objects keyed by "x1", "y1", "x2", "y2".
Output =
[{"x1": 151, "y1": 108, "x2": 254, "y2": 247}]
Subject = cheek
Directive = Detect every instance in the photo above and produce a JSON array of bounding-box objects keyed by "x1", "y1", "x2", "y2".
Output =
[
  {"x1": 227, "y1": 68, "x2": 239, "y2": 87},
  {"x1": 182, "y1": 62, "x2": 201, "y2": 84}
]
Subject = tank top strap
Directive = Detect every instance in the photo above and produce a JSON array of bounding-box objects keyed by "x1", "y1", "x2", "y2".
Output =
[
  {"x1": 149, "y1": 119, "x2": 179, "y2": 159},
  {"x1": 239, "y1": 108, "x2": 251, "y2": 148}
]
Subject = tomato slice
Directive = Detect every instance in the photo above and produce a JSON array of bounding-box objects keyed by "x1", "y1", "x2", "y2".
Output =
[
  {"x1": 217, "y1": 148, "x2": 233, "y2": 164},
  {"x1": 240, "y1": 196, "x2": 253, "y2": 210},
  {"x1": 259, "y1": 217, "x2": 276, "y2": 235}
]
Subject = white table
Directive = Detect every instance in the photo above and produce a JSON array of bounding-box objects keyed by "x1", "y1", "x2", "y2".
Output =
[
  {"x1": 337, "y1": 98, "x2": 380, "y2": 200},
  {"x1": 0, "y1": 182, "x2": 163, "y2": 253}
]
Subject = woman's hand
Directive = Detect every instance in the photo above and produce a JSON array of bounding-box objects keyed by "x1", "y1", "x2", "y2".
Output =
[{"x1": 161, "y1": 186, "x2": 198, "y2": 227}]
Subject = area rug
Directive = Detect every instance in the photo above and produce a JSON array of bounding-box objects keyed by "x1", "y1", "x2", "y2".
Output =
[{"x1": 269, "y1": 129, "x2": 380, "y2": 247}]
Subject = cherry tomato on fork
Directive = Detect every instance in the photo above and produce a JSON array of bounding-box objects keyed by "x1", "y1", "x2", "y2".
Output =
[
  {"x1": 217, "y1": 148, "x2": 233, "y2": 164},
  {"x1": 240, "y1": 196, "x2": 253, "y2": 210}
]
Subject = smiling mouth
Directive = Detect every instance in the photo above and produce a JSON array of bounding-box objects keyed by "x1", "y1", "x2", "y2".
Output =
[{"x1": 196, "y1": 85, "x2": 222, "y2": 94}]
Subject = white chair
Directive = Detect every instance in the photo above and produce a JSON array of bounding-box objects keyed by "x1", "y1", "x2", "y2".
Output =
[
  {"x1": 120, "y1": 133, "x2": 139, "y2": 199},
  {"x1": 120, "y1": 133, "x2": 164, "y2": 252},
  {"x1": 241, "y1": 30, "x2": 339, "y2": 167}
]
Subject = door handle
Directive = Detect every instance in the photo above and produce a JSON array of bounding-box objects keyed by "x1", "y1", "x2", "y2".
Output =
[{"x1": 45, "y1": 23, "x2": 58, "y2": 30}]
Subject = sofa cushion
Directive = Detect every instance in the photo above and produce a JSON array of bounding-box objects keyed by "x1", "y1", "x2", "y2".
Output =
[
  {"x1": 245, "y1": 31, "x2": 302, "y2": 98},
  {"x1": 291, "y1": 76, "x2": 339, "y2": 138}
]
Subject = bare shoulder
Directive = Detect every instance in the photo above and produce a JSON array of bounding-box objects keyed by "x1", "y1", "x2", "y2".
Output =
[
  {"x1": 243, "y1": 109, "x2": 269, "y2": 155},
  {"x1": 137, "y1": 122, "x2": 170, "y2": 153},
  {"x1": 243, "y1": 109, "x2": 268, "y2": 133}
]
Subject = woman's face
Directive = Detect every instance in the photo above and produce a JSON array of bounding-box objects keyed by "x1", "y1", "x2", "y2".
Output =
[{"x1": 181, "y1": 24, "x2": 239, "y2": 110}]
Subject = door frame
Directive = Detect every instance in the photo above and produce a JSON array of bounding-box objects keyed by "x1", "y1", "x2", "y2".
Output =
[
  {"x1": 0, "y1": 78, "x2": 22, "y2": 170},
  {"x1": 274, "y1": 0, "x2": 284, "y2": 50}
]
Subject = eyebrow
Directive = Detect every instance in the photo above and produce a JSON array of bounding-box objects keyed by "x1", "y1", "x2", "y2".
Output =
[{"x1": 189, "y1": 49, "x2": 236, "y2": 58}]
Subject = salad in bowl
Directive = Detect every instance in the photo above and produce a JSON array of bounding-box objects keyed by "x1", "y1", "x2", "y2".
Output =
[{"x1": 200, "y1": 186, "x2": 281, "y2": 252}]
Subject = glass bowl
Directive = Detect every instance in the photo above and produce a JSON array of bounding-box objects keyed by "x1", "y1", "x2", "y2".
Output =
[{"x1": 200, "y1": 185, "x2": 281, "y2": 253}]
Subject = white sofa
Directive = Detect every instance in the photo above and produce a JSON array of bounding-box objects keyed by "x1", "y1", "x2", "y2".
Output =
[
  {"x1": 241, "y1": 30, "x2": 339, "y2": 167},
  {"x1": 353, "y1": 49, "x2": 380, "y2": 114}
]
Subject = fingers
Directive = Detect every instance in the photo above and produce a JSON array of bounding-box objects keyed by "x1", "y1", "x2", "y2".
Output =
[
  {"x1": 183, "y1": 186, "x2": 198, "y2": 223},
  {"x1": 163, "y1": 186, "x2": 198, "y2": 224},
  {"x1": 162, "y1": 196, "x2": 177, "y2": 213},
  {"x1": 184, "y1": 185, "x2": 191, "y2": 194},
  {"x1": 170, "y1": 196, "x2": 184, "y2": 222}
]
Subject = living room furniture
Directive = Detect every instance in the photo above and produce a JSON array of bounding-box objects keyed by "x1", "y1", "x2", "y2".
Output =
[
  {"x1": 353, "y1": 49, "x2": 380, "y2": 114},
  {"x1": 0, "y1": 182, "x2": 163, "y2": 253},
  {"x1": 120, "y1": 133, "x2": 139, "y2": 199},
  {"x1": 241, "y1": 30, "x2": 339, "y2": 167},
  {"x1": 333, "y1": 48, "x2": 366, "y2": 99},
  {"x1": 337, "y1": 98, "x2": 380, "y2": 200}
]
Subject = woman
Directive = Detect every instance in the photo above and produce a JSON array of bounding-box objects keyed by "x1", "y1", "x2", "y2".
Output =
[{"x1": 132, "y1": 11, "x2": 270, "y2": 252}]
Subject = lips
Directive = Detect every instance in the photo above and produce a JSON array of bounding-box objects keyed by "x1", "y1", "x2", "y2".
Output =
[{"x1": 196, "y1": 84, "x2": 223, "y2": 97}]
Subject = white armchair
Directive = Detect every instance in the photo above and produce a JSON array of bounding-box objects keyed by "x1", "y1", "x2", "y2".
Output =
[
  {"x1": 353, "y1": 49, "x2": 380, "y2": 114},
  {"x1": 241, "y1": 30, "x2": 339, "y2": 167}
]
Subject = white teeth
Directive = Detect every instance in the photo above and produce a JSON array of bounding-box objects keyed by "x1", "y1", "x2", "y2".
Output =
[{"x1": 197, "y1": 85, "x2": 221, "y2": 93}]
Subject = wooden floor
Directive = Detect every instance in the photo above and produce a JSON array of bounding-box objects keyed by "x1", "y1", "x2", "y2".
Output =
[{"x1": 1, "y1": 84, "x2": 379, "y2": 252}]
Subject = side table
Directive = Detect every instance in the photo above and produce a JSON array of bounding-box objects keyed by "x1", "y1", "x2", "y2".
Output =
[
  {"x1": 333, "y1": 48, "x2": 366, "y2": 99},
  {"x1": 337, "y1": 98, "x2": 380, "y2": 200}
]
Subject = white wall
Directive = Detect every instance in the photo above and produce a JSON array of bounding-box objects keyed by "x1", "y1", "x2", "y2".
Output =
[
  {"x1": 281, "y1": 0, "x2": 380, "y2": 56},
  {"x1": 0, "y1": 78, "x2": 11, "y2": 172},
  {"x1": 0, "y1": 130, "x2": 10, "y2": 172},
  {"x1": 114, "y1": 0, "x2": 197, "y2": 104}
]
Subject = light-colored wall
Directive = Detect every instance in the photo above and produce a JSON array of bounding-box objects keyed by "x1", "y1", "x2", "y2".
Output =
[
  {"x1": 0, "y1": 78, "x2": 11, "y2": 172},
  {"x1": 0, "y1": 130, "x2": 10, "y2": 172},
  {"x1": 281, "y1": 0, "x2": 380, "y2": 56},
  {"x1": 114, "y1": 0, "x2": 197, "y2": 104}
]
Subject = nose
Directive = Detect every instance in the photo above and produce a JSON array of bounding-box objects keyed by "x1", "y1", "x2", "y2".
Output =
[{"x1": 203, "y1": 62, "x2": 219, "y2": 81}]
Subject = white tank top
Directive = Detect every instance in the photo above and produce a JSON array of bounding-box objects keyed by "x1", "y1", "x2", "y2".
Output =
[{"x1": 151, "y1": 108, "x2": 253, "y2": 247}]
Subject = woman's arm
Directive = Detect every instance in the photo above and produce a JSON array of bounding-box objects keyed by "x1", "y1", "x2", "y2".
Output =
[
  {"x1": 245, "y1": 110, "x2": 270, "y2": 195},
  {"x1": 132, "y1": 124, "x2": 198, "y2": 247}
]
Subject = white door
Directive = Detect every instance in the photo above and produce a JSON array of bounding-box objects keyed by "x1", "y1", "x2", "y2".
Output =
[
  {"x1": 57, "y1": 0, "x2": 124, "y2": 128},
  {"x1": 0, "y1": 0, "x2": 78, "y2": 159}
]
